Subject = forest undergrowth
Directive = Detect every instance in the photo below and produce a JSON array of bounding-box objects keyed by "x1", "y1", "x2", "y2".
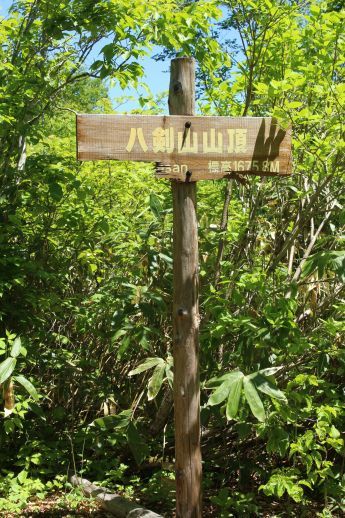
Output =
[{"x1": 0, "y1": 0, "x2": 344, "y2": 516}]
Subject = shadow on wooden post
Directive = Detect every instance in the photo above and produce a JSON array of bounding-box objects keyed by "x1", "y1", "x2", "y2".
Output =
[{"x1": 169, "y1": 57, "x2": 202, "y2": 518}]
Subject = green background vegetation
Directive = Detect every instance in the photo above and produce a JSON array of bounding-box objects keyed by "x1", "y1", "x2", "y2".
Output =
[{"x1": 0, "y1": 0, "x2": 344, "y2": 515}]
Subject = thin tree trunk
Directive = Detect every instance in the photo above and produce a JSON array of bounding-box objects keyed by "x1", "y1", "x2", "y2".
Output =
[
  {"x1": 292, "y1": 205, "x2": 334, "y2": 283},
  {"x1": 214, "y1": 180, "x2": 232, "y2": 288},
  {"x1": 149, "y1": 387, "x2": 173, "y2": 437}
]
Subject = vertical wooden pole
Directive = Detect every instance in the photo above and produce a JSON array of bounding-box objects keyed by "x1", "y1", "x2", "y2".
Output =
[{"x1": 169, "y1": 57, "x2": 202, "y2": 518}]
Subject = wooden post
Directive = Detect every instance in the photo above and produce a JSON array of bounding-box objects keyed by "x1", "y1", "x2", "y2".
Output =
[{"x1": 169, "y1": 57, "x2": 202, "y2": 518}]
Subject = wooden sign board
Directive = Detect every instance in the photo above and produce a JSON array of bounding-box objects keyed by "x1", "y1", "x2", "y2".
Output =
[{"x1": 77, "y1": 114, "x2": 292, "y2": 181}]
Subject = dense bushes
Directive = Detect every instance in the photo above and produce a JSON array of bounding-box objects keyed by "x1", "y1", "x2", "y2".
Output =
[{"x1": 0, "y1": 0, "x2": 344, "y2": 515}]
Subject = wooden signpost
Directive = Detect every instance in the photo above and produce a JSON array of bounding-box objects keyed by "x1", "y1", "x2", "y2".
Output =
[
  {"x1": 76, "y1": 57, "x2": 292, "y2": 518},
  {"x1": 77, "y1": 113, "x2": 291, "y2": 180}
]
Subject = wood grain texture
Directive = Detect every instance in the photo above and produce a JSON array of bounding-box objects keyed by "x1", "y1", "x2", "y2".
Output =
[
  {"x1": 77, "y1": 113, "x2": 292, "y2": 181},
  {"x1": 170, "y1": 57, "x2": 202, "y2": 518}
]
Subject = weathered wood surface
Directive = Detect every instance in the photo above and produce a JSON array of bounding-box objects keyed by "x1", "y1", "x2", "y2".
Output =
[
  {"x1": 170, "y1": 57, "x2": 202, "y2": 518},
  {"x1": 77, "y1": 113, "x2": 292, "y2": 180},
  {"x1": 70, "y1": 475, "x2": 162, "y2": 518}
]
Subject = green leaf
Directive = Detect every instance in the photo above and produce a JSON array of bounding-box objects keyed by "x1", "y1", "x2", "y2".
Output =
[
  {"x1": 10, "y1": 337, "x2": 21, "y2": 358},
  {"x1": 112, "y1": 329, "x2": 127, "y2": 342},
  {"x1": 243, "y1": 377, "x2": 265, "y2": 422},
  {"x1": 90, "y1": 60, "x2": 103, "y2": 71},
  {"x1": 0, "y1": 357, "x2": 16, "y2": 384},
  {"x1": 90, "y1": 410, "x2": 132, "y2": 430},
  {"x1": 206, "y1": 370, "x2": 244, "y2": 388},
  {"x1": 299, "y1": 479, "x2": 313, "y2": 490},
  {"x1": 208, "y1": 371, "x2": 244, "y2": 406},
  {"x1": 148, "y1": 364, "x2": 165, "y2": 400},
  {"x1": 208, "y1": 380, "x2": 230, "y2": 406},
  {"x1": 302, "y1": 250, "x2": 345, "y2": 282},
  {"x1": 117, "y1": 335, "x2": 131, "y2": 359},
  {"x1": 149, "y1": 193, "x2": 163, "y2": 220},
  {"x1": 13, "y1": 375, "x2": 39, "y2": 400},
  {"x1": 17, "y1": 470, "x2": 28, "y2": 484},
  {"x1": 330, "y1": 425, "x2": 340, "y2": 439},
  {"x1": 267, "y1": 427, "x2": 290, "y2": 456},
  {"x1": 48, "y1": 182, "x2": 63, "y2": 202},
  {"x1": 128, "y1": 357, "x2": 165, "y2": 376},
  {"x1": 89, "y1": 263, "x2": 97, "y2": 273},
  {"x1": 101, "y1": 43, "x2": 114, "y2": 62},
  {"x1": 159, "y1": 253, "x2": 173, "y2": 264},
  {"x1": 287, "y1": 484, "x2": 303, "y2": 502},
  {"x1": 310, "y1": 4, "x2": 321, "y2": 16},
  {"x1": 127, "y1": 421, "x2": 149, "y2": 465},
  {"x1": 226, "y1": 376, "x2": 243, "y2": 420},
  {"x1": 165, "y1": 364, "x2": 174, "y2": 388},
  {"x1": 286, "y1": 101, "x2": 303, "y2": 109},
  {"x1": 260, "y1": 469, "x2": 302, "y2": 501},
  {"x1": 250, "y1": 372, "x2": 287, "y2": 402},
  {"x1": 258, "y1": 366, "x2": 283, "y2": 376}
]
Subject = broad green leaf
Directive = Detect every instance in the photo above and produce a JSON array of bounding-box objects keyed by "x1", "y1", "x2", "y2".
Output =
[
  {"x1": 90, "y1": 410, "x2": 132, "y2": 430},
  {"x1": 89, "y1": 263, "x2": 97, "y2": 273},
  {"x1": 286, "y1": 484, "x2": 303, "y2": 502},
  {"x1": 29, "y1": 453, "x2": 41, "y2": 465},
  {"x1": 206, "y1": 370, "x2": 244, "y2": 388},
  {"x1": 208, "y1": 380, "x2": 230, "y2": 406},
  {"x1": 260, "y1": 470, "x2": 302, "y2": 501},
  {"x1": 0, "y1": 357, "x2": 16, "y2": 384},
  {"x1": 148, "y1": 364, "x2": 165, "y2": 400},
  {"x1": 258, "y1": 366, "x2": 283, "y2": 376},
  {"x1": 302, "y1": 250, "x2": 345, "y2": 282},
  {"x1": 111, "y1": 328, "x2": 127, "y2": 342},
  {"x1": 13, "y1": 375, "x2": 39, "y2": 400},
  {"x1": 159, "y1": 253, "x2": 173, "y2": 264},
  {"x1": 250, "y1": 373, "x2": 287, "y2": 402},
  {"x1": 226, "y1": 376, "x2": 243, "y2": 420},
  {"x1": 11, "y1": 337, "x2": 21, "y2": 358},
  {"x1": 330, "y1": 425, "x2": 340, "y2": 439},
  {"x1": 310, "y1": 4, "x2": 321, "y2": 15},
  {"x1": 17, "y1": 470, "x2": 28, "y2": 484},
  {"x1": 267, "y1": 427, "x2": 290, "y2": 456},
  {"x1": 128, "y1": 357, "x2": 165, "y2": 376},
  {"x1": 243, "y1": 377, "x2": 265, "y2": 422},
  {"x1": 101, "y1": 43, "x2": 114, "y2": 61},
  {"x1": 165, "y1": 365, "x2": 174, "y2": 388},
  {"x1": 286, "y1": 101, "x2": 303, "y2": 109},
  {"x1": 127, "y1": 421, "x2": 149, "y2": 465},
  {"x1": 299, "y1": 479, "x2": 313, "y2": 490},
  {"x1": 208, "y1": 371, "x2": 244, "y2": 406}
]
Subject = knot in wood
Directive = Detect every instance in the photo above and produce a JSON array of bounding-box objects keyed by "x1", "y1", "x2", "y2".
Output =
[
  {"x1": 177, "y1": 308, "x2": 188, "y2": 317},
  {"x1": 173, "y1": 81, "x2": 183, "y2": 94},
  {"x1": 174, "y1": 334, "x2": 181, "y2": 345},
  {"x1": 175, "y1": 469, "x2": 184, "y2": 479}
]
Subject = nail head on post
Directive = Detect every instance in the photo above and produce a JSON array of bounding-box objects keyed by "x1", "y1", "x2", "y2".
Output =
[
  {"x1": 185, "y1": 171, "x2": 192, "y2": 183},
  {"x1": 173, "y1": 81, "x2": 183, "y2": 94}
]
